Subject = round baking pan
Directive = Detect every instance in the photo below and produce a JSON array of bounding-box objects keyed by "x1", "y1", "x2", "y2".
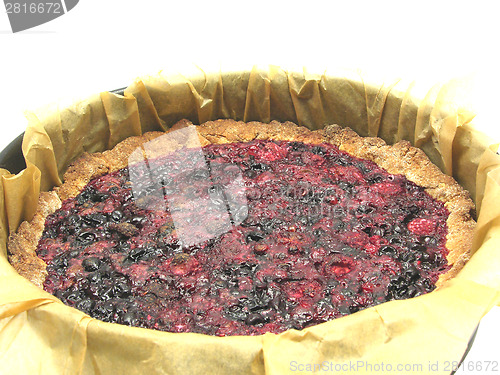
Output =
[
  {"x1": 0, "y1": 88, "x2": 126, "y2": 174},
  {"x1": 0, "y1": 87, "x2": 478, "y2": 374}
]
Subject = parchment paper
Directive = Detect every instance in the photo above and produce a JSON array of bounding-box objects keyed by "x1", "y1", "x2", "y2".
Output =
[{"x1": 1, "y1": 65, "x2": 499, "y2": 375}]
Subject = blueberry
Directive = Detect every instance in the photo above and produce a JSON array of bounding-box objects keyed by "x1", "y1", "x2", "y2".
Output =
[
  {"x1": 260, "y1": 218, "x2": 284, "y2": 233},
  {"x1": 368, "y1": 174, "x2": 384, "y2": 184},
  {"x1": 121, "y1": 311, "x2": 138, "y2": 326},
  {"x1": 340, "y1": 289, "x2": 355, "y2": 298},
  {"x1": 245, "y1": 312, "x2": 265, "y2": 325},
  {"x1": 275, "y1": 252, "x2": 286, "y2": 261},
  {"x1": 116, "y1": 242, "x2": 131, "y2": 253},
  {"x1": 398, "y1": 251, "x2": 417, "y2": 263},
  {"x1": 113, "y1": 280, "x2": 131, "y2": 297},
  {"x1": 244, "y1": 170, "x2": 257, "y2": 178},
  {"x1": 109, "y1": 210, "x2": 124, "y2": 222},
  {"x1": 98, "y1": 265, "x2": 113, "y2": 280},
  {"x1": 393, "y1": 224, "x2": 405, "y2": 233},
  {"x1": 235, "y1": 263, "x2": 258, "y2": 277},
  {"x1": 91, "y1": 191, "x2": 109, "y2": 203},
  {"x1": 408, "y1": 205, "x2": 420, "y2": 215},
  {"x1": 101, "y1": 286, "x2": 115, "y2": 300},
  {"x1": 419, "y1": 252, "x2": 432, "y2": 262},
  {"x1": 127, "y1": 247, "x2": 146, "y2": 262},
  {"x1": 406, "y1": 285, "x2": 419, "y2": 298},
  {"x1": 67, "y1": 214, "x2": 82, "y2": 226},
  {"x1": 269, "y1": 295, "x2": 287, "y2": 313},
  {"x1": 332, "y1": 156, "x2": 349, "y2": 166},
  {"x1": 129, "y1": 216, "x2": 146, "y2": 228},
  {"x1": 87, "y1": 271, "x2": 102, "y2": 283},
  {"x1": 76, "y1": 299, "x2": 95, "y2": 314},
  {"x1": 225, "y1": 304, "x2": 246, "y2": 321},
  {"x1": 421, "y1": 235, "x2": 438, "y2": 247},
  {"x1": 43, "y1": 227, "x2": 57, "y2": 239},
  {"x1": 249, "y1": 163, "x2": 269, "y2": 171},
  {"x1": 416, "y1": 278, "x2": 433, "y2": 291},
  {"x1": 246, "y1": 232, "x2": 264, "y2": 243},
  {"x1": 126, "y1": 242, "x2": 159, "y2": 262},
  {"x1": 313, "y1": 228, "x2": 325, "y2": 237},
  {"x1": 63, "y1": 290, "x2": 82, "y2": 304},
  {"x1": 357, "y1": 205, "x2": 374, "y2": 214},
  {"x1": 297, "y1": 215, "x2": 310, "y2": 226},
  {"x1": 91, "y1": 304, "x2": 107, "y2": 320},
  {"x1": 75, "y1": 230, "x2": 95, "y2": 246},
  {"x1": 311, "y1": 146, "x2": 326, "y2": 155},
  {"x1": 354, "y1": 161, "x2": 372, "y2": 174},
  {"x1": 410, "y1": 243, "x2": 426, "y2": 252},
  {"x1": 404, "y1": 266, "x2": 420, "y2": 281},
  {"x1": 82, "y1": 257, "x2": 101, "y2": 272},
  {"x1": 289, "y1": 142, "x2": 307, "y2": 152},
  {"x1": 361, "y1": 227, "x2": 374, "y2": 236},
  {"x1": 57, "y1": 225, "x2": 69, "y2": 236},
  {"x1": 379, "y1": 246, "x2": 397, "y2": 257},
  {"x1": 92, "y1": 302, "x2": 115, "y2": 321},
  {"x1": 349, "y1": 305, "x2": 360, "y2": 313},
  {"x1": 51, "y1": 256, "x2": 68, "y2": 273},
  {"x1": 332, "y1": 206, "x2": 345, "y2": 218},
  {"x1": 403, "y1": 214, "x2": 415, "y2": 224},
  {"x1": 83, "y1": 213, "x2": 107, "y2": 227},
  {"x1": 394, "y1": 286, "x2": 409, "y2": 299},
  {"x1": 212, "y1": 280, "x2": 227, "y2": 289},
  {"x1": 386, "y1": 275, "x2": 415, "y2": 300},
  {"x1": 292, "y1": 310, "x2": 314, "y2": 326},
  {"x1": 76, "y1": 189, "x2": 92, "y2": 205},
  {"x1": 389, "y1": 237, "x2": 403, "y2": 245},
  {"x1": 337, "y1": 181, "x2": 355, "y2": 194},
  {"x1": 247, "y1": 299, "x2": 262, "y2": 312}
]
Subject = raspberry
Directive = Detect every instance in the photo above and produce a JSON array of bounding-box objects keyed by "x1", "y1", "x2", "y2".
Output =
[
  {"x1": 371, "y1": 182, "x2": 402, "y2": 195},
  {"x1": 407, "y1": 218, "x2": 437, "y2": 235}
]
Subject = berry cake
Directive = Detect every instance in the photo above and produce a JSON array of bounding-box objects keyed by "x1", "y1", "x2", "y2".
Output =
[{"x1": 7, "y1": 119, "x2": 475, "y2": 336}]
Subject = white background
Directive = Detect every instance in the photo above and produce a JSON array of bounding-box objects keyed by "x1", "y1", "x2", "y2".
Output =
[{"x1": 0, "y1": 1, "x2": 498, "y2": 373}]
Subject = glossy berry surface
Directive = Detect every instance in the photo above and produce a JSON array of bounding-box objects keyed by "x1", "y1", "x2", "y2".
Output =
[{"x1": 37, "y1": 140, "x2": 450, "y2": 336}]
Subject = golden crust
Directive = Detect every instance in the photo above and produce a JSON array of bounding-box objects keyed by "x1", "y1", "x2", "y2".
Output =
[
  {"x1": 8, "y1": 119, "x2": 475, "y2": 290},
  {"x1": 7, "y1": 191, "x2": 61, "y2": 287}
]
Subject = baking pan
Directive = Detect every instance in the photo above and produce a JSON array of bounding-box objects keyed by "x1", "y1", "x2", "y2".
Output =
[{"x1": 0, "y1": 87, "x2": 478, "y2": 375}]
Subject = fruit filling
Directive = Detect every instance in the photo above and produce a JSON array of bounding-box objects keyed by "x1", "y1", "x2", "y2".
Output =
[{"x1": 37, "y1": 140, "x2": 450, "y2": 336}]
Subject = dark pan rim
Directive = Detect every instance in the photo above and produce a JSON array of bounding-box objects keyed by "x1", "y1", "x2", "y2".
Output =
[{"x1": 0, "y1": 88, "x2": 126, "y2": 174}]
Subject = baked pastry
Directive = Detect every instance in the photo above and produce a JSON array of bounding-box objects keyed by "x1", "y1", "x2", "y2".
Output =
[{"x1": 7, "y1": 119, "x2": 475, "y2": 336}]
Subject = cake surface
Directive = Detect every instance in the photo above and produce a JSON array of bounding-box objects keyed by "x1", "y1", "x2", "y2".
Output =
[{"x1": 7, "y1": 119, "x2": 476, "y2": 336}]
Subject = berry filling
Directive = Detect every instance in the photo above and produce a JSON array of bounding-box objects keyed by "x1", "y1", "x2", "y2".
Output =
[{"x1": 37, "y1": 140, "x2": 450, "y2": 336}]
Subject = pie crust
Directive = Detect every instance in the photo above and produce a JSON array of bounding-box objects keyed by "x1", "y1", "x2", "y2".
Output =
[{"x1": 8, "y1": 119, "x2": 475, "y2": 294}]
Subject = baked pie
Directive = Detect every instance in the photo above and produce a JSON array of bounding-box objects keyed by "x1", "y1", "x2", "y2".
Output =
[{"x1": 8, "y1": 119, "x2": 475, "y2": 336}]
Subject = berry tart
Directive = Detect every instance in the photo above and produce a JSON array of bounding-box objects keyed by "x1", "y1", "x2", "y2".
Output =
[{"x1": 7, "y1": 119, "x2": 475, "y2": 336}]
